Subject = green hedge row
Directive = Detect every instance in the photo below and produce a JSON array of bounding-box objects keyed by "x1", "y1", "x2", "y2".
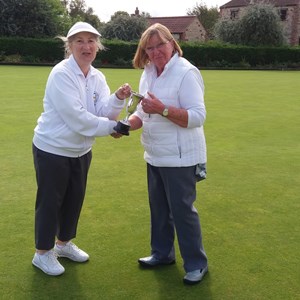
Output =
[
  {"x1": 0, "y1": 37, "x2": 64, "y2": 63},
  {"x1": 182, "y1": 42, "x2": 300, "y2": 68},
  {"x1": 0, "y1": 37, "x2": 137, "y2": 66},
  {"x1": 1, "y1": 37, "x2": 300, "y2": 68}
]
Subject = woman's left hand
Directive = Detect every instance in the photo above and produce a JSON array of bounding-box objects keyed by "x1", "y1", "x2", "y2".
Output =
[{"x1": 141, "y1": 92, "x2": 164, "y2": 115}]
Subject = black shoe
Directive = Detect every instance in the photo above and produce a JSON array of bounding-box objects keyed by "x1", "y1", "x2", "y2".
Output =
[{"x1": 138, "y1": 255, "x2": 175, "y2": 268}]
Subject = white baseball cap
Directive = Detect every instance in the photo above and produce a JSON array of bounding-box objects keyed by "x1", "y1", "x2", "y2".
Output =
[{"x1": 67, "y1": 22, "x2": 101, "y2": 38}]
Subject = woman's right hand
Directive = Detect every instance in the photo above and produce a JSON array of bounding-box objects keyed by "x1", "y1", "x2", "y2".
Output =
[{"x1": 115, "y1": 83, "x2": 132, "y2": 100}]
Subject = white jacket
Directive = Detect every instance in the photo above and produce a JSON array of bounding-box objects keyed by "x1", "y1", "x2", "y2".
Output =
[
  {"x1": 134, "y1": 54, "x2": 207, "y2": 167},
  {"x1": 33, "y1": 55, "x2": 125, "y2": 157}
]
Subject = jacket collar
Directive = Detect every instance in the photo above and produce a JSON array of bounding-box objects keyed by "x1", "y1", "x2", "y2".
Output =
[
  {"x1": 145, "y1": 52, "x2": 179, "y2": 77},
  {"x1": 67, "y1": 54, "x2": 97, "y2": 78}
]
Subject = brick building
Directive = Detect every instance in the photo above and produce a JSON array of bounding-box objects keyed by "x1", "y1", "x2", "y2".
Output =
[{"x1": 219, "y1": 0, "x2": 300, "y2": 45}]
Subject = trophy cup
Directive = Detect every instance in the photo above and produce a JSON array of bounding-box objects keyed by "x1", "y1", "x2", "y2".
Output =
[{"x1": 113, "y1": 91, "x2": 144, "y2": 136}]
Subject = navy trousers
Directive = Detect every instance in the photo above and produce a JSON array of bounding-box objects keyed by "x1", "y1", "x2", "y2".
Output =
[
  {"x1": 147, "y1": 163, "x2": 207, "y2": 272},
  {"x1": 33, "y1": 144, "x2": 92, "y2": 250}
]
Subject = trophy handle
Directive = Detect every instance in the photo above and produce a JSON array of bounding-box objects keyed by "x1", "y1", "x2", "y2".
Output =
[{"x1": 127, "y1": 98, "x2": 133, "y2": 110}]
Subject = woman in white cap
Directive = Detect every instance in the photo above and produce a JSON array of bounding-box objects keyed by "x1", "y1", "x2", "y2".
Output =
[{"x1": 32, "y1": 22, "x2": 131, "y2": 276}]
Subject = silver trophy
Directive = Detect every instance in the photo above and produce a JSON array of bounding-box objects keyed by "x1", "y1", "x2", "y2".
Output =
[{"x1": 113, "y1": 91, "x2": 144, "y2": 136}]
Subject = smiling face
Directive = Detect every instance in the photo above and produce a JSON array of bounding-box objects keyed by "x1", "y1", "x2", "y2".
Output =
[{"x1": 69, "y1": 32, "x2": 99, "y2": 75}]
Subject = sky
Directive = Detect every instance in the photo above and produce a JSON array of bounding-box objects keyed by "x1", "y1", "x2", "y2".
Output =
[{"x1": 84, "y1": 0, "x2": 227, "y2": 23}]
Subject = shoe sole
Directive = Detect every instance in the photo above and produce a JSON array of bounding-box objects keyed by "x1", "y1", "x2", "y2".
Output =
[
  {"x1": 183, "y1": 278, "x2": 202, "y2": 285},
  {"x1": 138, "y1": 260, "x2": 176, "y2": 268},
  {"x1": 56, "y1": 254, "x2": 89, "y2": 262},
  {"x1": 32, "y1": 261, "x2": 64, "y2": 276}
]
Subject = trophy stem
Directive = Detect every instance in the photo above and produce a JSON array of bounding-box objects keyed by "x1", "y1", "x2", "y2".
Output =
[{"x1": 113, "y1": 91, "x2": 143, "y2": 136}]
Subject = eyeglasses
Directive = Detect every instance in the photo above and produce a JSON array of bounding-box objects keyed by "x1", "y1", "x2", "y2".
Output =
[{"x1": 145, "y1": 40, "x2": 170, "y2": 53}]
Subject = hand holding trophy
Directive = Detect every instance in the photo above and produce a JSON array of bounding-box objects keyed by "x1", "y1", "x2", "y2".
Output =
[{"x1": 113, "y1": 91, "x2": 144, "y2": 136}]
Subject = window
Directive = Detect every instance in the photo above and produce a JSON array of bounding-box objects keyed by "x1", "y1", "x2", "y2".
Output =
[
  {"x1": 279, "y1": 9, "x2": 288, "y2": 21},
  {"x1": 230, "y1": 9, "x2": 239, "y2": 20}
]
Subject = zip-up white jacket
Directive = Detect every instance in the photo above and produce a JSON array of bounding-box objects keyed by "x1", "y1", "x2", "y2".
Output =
[
  {"x1": 33, "y1": 55, "x2": 125, "y2": 157},
  {"x1": 134, "y1": 53, "x2": 207, "y2": 167}
]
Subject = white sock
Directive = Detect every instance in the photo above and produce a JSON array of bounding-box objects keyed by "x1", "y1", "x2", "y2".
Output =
[
  {"x1": 55, "y1": 243, "x2": 65, "y2": 249},
  {"x1": 36, "y1": 250, "x2": 50, "y2": 256}
]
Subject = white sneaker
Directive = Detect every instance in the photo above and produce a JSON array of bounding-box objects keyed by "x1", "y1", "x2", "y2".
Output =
[
  {"x1": 54, "y1": 242, "x2": 89, "y2": 262},
  {"x1": 32, "y1": 250, "x2": 65, "y2": 276},
  {"x1": 183, "y1": 266, "x2": 208, "y2": 285}
]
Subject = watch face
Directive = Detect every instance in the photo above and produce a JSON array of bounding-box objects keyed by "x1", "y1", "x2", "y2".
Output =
[{"x1": 163, "y1": 108, "x2": 168, "y2": 116}]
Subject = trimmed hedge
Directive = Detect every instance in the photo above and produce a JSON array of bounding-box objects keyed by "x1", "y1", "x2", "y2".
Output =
[
  {"x1": 0, "y1": 37, "x2": 300, "y2": 68},
  {"x1": 0, "y1": 37, "x2": 64, "y2": 63},
  {"x1": 0, "y1": 37, "x2": 136, "y2": 65},
  {"x1": 95, "y1": 40, "x2": 138, "y2": 66},
  {"x1": 181, "y1": 42, "x2": 300, "y2": 68}
]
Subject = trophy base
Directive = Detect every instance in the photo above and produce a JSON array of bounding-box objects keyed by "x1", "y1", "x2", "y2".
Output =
[{"x1": 113, "y1": 120, "x2": 130, "y2": 136}]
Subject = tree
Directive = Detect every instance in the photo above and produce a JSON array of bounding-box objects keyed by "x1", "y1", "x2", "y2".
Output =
[
  {"x1": 214, "y1": 2, "x2": 286, "y2": 46},
  {"x1": 239, "y1": 3, "x2": 286, "y2": 46},
  {"x1": 214, "y1": 18, "x2": 241, "y2": 44},
  {"x1": 102, "y1": 13, "x2": 148, "y2": 41},
  {"x1": 68, "y1": 0, "x2": 86, "y2": 19},
  {"x1": 187, "y1": 2, "x2": 219, "y2": 39},
  {"x1": 84, "y1": 8, "x2": 103, "y2": 32},
  {"x1": 0, "y1": 0, "x2": 69, "y2": 37},
  {"x1": 64, "y1": 0, "x2": 103, "y2": 32},
  {"x1": 110, "y1": 11, "x2": 131, "y2": 21}
]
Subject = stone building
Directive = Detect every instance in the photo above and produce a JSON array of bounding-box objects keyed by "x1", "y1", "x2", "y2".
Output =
[
  {"x1": 132, "y1": 8, "x2": 206, "y2": 42},
  {"x1": 219, "y1": 0, "x2": 300, "y2": 45},
  {"x1": 147, "y1": 16, "x2": 207, "y2": 42}
]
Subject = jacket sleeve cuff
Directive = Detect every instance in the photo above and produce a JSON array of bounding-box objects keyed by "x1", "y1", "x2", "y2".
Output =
[
  {"x1": 111, "y1": 94, "x2": 126, "y2": 107},
  {"x1": 109, "y1": 120, "x2": 118, "y2": 133}
]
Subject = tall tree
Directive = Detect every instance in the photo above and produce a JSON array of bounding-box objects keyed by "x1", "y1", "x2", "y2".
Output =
[
  {"x1": 68, "y1": 0, "x2": 86, "y2": 19},
  {"x1": 187, "y1": 2, "x2": 219, "y2": 39},
  {"x1": 0, "y1": 0, "x2": 69, "y2": 37},
  {"x1": 214, "y1": 2, "x2": 286, "y2": 46},
  {"x1": 238, "y1": 3, "x2": 286, "y2": 46},
  {"x1": 64, "y1": 0, "x2": 103, "y2": 31},
  {"x1": 102, "y1": 12, "x2": 148, "y2": 41}
]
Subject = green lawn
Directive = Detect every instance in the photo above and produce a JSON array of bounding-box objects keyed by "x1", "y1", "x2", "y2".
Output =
[{"x1": 0, "y1": 66, "x2": 299, "y2": 299}]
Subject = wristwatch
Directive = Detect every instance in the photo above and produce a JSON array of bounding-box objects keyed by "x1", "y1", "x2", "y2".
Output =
[{"x1": 162, "y1": 107, "x2": 169, "y2": 117}]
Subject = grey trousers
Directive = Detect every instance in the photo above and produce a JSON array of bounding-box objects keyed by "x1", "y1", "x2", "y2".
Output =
[
  {"x1": 147, "y1": 163, "x2": 208, "y2": 272},
  {"x1": 33, "y1": 144, "x2": 92, "y2": 250}
]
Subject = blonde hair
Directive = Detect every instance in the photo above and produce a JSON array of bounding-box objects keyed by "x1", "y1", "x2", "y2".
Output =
[
  {"x1": 57, "y1": 34, "x2": 104, "y2": 58},
  {"x1": 133, "y1": 23, "x2": 183, "y2": 69}
]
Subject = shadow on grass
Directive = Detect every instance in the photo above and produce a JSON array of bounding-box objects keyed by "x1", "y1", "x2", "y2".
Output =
[
  {"x1": 138, "y1": 264, "x2": 213, "y2": 299},
  {"x1": 30, "y1": 259, "x2": 88, "y2": 298}
]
